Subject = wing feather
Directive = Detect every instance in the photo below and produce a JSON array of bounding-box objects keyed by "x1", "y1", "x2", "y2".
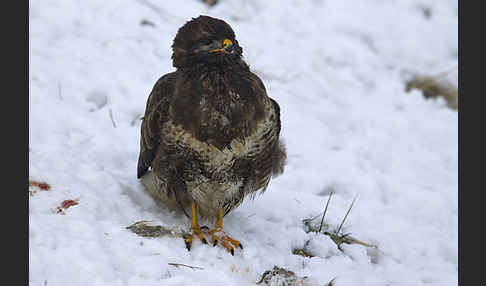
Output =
[{"x1": 137, "y1": 72, "x2": 177, "y2": 178}]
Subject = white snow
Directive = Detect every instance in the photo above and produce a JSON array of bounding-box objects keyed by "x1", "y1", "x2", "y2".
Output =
[{"x1": 29, "y1": 0, "x2": 458, "y2": 285}]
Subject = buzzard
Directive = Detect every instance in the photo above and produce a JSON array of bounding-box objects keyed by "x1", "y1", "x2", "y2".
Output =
[{"x1": 137, "y1": 15, "x2": 286, "y2": 254}]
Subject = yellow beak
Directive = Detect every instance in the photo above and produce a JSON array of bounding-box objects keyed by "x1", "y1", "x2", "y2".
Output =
[{"x1": 209, "y1": 39, "x2": 233, "y2": 53}]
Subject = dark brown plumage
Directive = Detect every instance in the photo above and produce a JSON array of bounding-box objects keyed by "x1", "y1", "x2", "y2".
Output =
[{"x1": 137, "y1": 15, "x2": 286, "y2": 253}]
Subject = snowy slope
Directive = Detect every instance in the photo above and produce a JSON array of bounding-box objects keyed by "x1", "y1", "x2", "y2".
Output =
[{"x1": 29, "y1": 0, "x2": 458, "y2": 285}]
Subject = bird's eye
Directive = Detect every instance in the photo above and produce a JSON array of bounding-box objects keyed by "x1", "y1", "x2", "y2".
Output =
[{"x1": 200, "y1": 39, "x2": 213, "y2": 46}]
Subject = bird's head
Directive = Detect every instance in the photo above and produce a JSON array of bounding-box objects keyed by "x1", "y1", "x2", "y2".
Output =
[{"x1": 171, "y1": 15, "x2": 244, "y2": 69}]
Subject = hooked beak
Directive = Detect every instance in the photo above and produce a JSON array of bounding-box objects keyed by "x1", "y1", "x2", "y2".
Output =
[{"x1": 209, "y1": 39, "x2": 233, "y2": 54}]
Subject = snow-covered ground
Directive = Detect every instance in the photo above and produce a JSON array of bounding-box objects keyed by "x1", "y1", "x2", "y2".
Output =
[{"x1": 29, "y1": 0, "x2": 458, "y2": 285}]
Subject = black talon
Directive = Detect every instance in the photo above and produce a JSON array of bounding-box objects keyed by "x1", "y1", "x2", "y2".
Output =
[
  {"x1": 239, "y1": 243, "x2": 243, "y2": 250},
  {"x1": 202, "y1": 238, "x2": 208, "y2": 244},
  {"x1": 213, "y1": 240, "x2": 218, "y2": 246},
  {"x1": 200, "y1": 225, "x2": 209, "y2": 230},
  {"x1": 185, "y1": 241, "x2": 191, "y2": 251},
  {"x1": 230, "y1": 248, "x2": 234, "y2": 256}
]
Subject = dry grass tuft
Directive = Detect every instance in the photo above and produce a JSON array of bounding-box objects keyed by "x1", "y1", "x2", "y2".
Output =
[
  {"x1": 126, "y1": 220, "x2": 186, "y2": 238},
  {"x1": 292, "y1": 247, "x2": 314, "y2": 258},
  {"x1": 257, "y1": 266, "x2": 314, "y2": 286},
  {"x1": 202, "y1": 0, "x2": 218, "y2": 7},
  {"x1": 405, "y1": 74, "x2": 458, "y2": 110},
  {"x1": 300, "y1": 194, "x2": 377, "y2": 252}
]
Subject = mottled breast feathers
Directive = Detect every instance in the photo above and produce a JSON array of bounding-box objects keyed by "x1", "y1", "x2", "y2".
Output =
[{"x1": 137, "y1": 68, "x2": 281, "y2": 180}]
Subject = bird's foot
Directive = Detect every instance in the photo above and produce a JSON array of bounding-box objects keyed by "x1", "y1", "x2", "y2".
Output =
[
  {"x1": 210, "y1": 227, "x2": 243, "y2": 255},
  {"x1": 183, "y1": 225, "x2": 208, "y2": 251}
]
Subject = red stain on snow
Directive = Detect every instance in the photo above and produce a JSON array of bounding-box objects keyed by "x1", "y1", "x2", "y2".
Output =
[
  {"x1": 55, "y1": 199, "x2": 79, "y2": 215},
  {"x1": 61, "y1": 199, "x2": 79, "y2": 209},
  {"x1": 29, "y1": 180, "x2": 51, "y2": 196}
]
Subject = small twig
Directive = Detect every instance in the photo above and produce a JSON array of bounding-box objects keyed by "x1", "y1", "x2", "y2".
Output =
[
  {"x1": 109, "y1": 109, "x2": 117, "y2": 128},
  {"x1": 318, "y1": 192, "x2": 333, "y2": 233},
  {"x1": 246, "y1": 213, "x2": 256, "y2": 219},
  {"x1": 337, "y1": 194, "x2": 358, "y2": 234},
  {"x1": 304, "y1": 213, "x2": 321, "y2": 224},
  {"x1": 342, "y1": 235, "x2": 377, "y2": 249},
  {"x1": 168, "y1": 263, "x2": 204, "y2": 271},
  {"x1": 324, "y1": 232, "x2": 377, "y2": 251},
  {"x1": 325, "y1": 277, "x2": 337, "y2": 286},
  {"x1": 57, "y1": 83, "x2": 63, "y2": 100},
  {"x1": 140, "y1": 19, "x2": 156, "y2": 27}
]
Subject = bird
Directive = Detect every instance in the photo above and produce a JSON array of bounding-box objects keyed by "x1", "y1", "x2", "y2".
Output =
[{"x1": 137, "y1": 15, "x2": 286, "y2": 255}]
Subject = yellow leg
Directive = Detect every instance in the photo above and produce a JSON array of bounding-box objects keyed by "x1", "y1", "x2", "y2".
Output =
[
  {"x1": 210, "y1": 208, "x2": 243, "y2": 255},
  {"x1": 214, "y1": 208, "x2": 224, "y2": 229},
  {"x1": 183, "y1": 202, "x2": 207, "y2": 251}
]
